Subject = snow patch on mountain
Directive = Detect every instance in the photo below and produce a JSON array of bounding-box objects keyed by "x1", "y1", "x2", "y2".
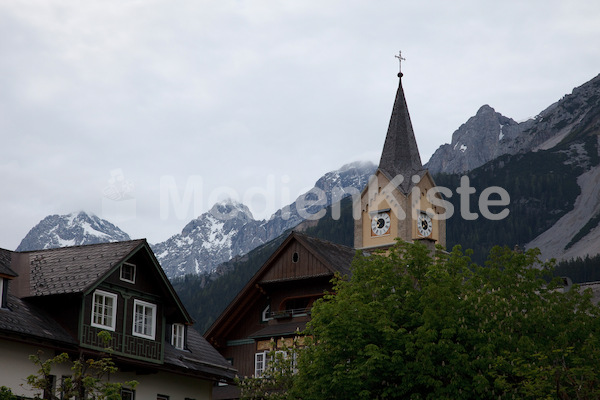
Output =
[
  {"x1": 16, "y1": 211, "x2": 131, "y2": 251},
  {"x1": 15, "y1": 162, "x2": 376, "y2": 278},
  {"x1": 154, "y1": 161, "x2": 376, "y2": 278},
  {"x1": 151, "y1": 198, "x2": 263, "y2": 278}
]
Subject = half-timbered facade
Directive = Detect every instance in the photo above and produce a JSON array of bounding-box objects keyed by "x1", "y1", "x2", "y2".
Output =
[{"x1": 0, "y1": 239, "x2": 235, "y2": 399}]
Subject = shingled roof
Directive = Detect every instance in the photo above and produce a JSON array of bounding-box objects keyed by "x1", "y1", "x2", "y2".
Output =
[
  {"x1": 2, "y1": 239, "x2": 235, "y2": 383},
  {"x1": 164, "y1": 327, "x2": 237, "y2": 381},
  {"x1": 18, "y1": 239, "x2": 145, "y2": 296},
  {"x1": 378, "y1": 73, "x2": 426, "y2": 193},
  {"x1": 0, "y1": 294, "x2": 77, "y2": 346}
]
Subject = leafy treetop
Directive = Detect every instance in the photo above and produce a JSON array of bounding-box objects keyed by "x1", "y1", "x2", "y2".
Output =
[{"x1": 290, "y1": 241, "x2": 600, "y2": 400}]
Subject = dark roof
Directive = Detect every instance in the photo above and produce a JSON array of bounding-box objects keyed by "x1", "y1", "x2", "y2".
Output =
[
  {"x1": 0, "y1": 240, "x2": 233, "y2": 382},
  {"x1": 22, "y1": 239, "x2": 145, "y2": 296},
  {"x1": 0, "y1": 248, "x2": 17, "y2": 277},
  {"x1": 249, "y1": 321, "x2": 307, "y2": 339},
  {"x1": 213, "y1": 384, "x2": 241, "y2": 400},
  {"x1": 378, "y1": 73, "x2": 426, "y2": 193},
  {"x1": 294, "y1": 232, "x2": 355, "y2": 277},
  {"x1": 0, "y1": 294, "x2": 77, "y2": 346},
  {"x1": 164, "y1": 326, "x2": 236, "y2": 381}
]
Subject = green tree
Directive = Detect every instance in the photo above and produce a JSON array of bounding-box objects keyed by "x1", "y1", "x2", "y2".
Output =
[
  {"x1": 26, "y1": 331, "x2": 138, "y2": 400},
  {"x1": 291, "y1": 241, "x2": 600, "y2": 399},
  {"x1": 0, "y1": 387, "x2": 16, "y2": 400},
  {"x1": 237, "y1": 339, "x2": 300, "y2": 400}
]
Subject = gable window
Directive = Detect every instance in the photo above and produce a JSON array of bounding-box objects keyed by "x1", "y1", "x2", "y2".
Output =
[
  {"x1": 171, "y1": 323, "x2": 185, "y2": 350},
  {"x1": 120, "y1": 262, "x2": 136, "y2": 284},
  {"x1": 91, "y1": 290, "x2": 117, "y2": 331},
  {"x1": 133, "y1": 299, "x2": 157, "y2": 340}
]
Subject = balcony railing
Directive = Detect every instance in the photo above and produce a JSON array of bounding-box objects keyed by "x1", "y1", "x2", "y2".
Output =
[
  {"x1": 81, "y1": 324, "x2": 162, "y2": 363},
  {"x1": 269, "y1": 307, "x2": 311, "y2": 319}
]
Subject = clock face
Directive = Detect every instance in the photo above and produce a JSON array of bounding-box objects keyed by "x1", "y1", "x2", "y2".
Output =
[
  {"x1": 371, "y1": 212, "x2": 391, "y2": 236},
  {"x1": 417, "y1": 213, "x2": 433, "y2": 237}
]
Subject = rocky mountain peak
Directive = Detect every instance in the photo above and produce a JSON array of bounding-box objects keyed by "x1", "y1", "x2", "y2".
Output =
[
  {"x1": 16, "y1": 211, "x2": 131, "y2": 251},
  {"x1": 475, "y1": 104, "x2": 496, "y2": 116},
  {"x1": 208, "y1": 199, "x2": 255, "y2": 222},
  {"x1": 426, "y1": 74, "x2": 600, "y2": 175},
  {"x1": 426, "y1": 105, "x2": 522, "y2": 174},
  {"x1": 315, "y1": 161, "x2": 375, "y2": 187},
  {"x1": 154, "y1": 162, "x2": 375, "y2": 278}
]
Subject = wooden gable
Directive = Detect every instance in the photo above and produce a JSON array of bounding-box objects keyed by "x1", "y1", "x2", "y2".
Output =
[
  {"x1": 259, "y1": 239, "x2": 333, "y2": 283},
  {"x1": 205, "y1": 232, "x2": 355, "y2": 347},
  {"x1": 85, "y1": 241, "x2": 192, "y2": 324}
]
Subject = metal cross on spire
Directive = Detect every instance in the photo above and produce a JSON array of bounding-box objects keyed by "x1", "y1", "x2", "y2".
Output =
[{"x1": 395, "y1": 51, "x2": 406, "y2": 75}]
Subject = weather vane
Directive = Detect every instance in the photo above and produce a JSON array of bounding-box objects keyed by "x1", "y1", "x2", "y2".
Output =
[{"x1": 395, "y1": 51, "x2": 405, "y2": 75}]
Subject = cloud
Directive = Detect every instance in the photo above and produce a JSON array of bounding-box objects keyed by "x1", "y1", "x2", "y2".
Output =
[{"x1": 1, "y1": 0, "x2": 600, "y2": 249}]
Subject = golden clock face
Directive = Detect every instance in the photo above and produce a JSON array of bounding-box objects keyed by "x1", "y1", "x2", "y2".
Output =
[
  {"x1": 371, "y1": 212, "x2": 391, "y2": 236},
  {"x1": 417, "y1": 213, "x2": 433, "y2": 237}
]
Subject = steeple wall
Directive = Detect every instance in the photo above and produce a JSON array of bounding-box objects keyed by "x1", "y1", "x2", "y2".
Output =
[{"x1": 353, "y1": 171, "x2": 446, "y2": 250}]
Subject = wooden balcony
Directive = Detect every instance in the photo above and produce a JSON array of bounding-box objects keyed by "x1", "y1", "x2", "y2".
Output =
[{"x1": 81, "y1": 324, "x2": 162, "y2": 363}]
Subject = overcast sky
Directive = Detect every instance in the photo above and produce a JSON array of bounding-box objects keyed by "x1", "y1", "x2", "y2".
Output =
[{"x1": 1, "y1": 0, "x2": 599, "y2": 250}]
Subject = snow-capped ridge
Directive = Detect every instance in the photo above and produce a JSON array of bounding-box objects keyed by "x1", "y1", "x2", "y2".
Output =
[
  {"x1": 16, "y1": 211, "x2": 131, "y2": 251},
  {"x1": 209, "y1": 198, "x2": 255, "y2": 222},
  {"x1": 153, "y1": 161, "x2": 376, "y2": 278}
]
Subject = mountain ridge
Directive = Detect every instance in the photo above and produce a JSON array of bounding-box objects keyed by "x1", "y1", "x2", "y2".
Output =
[
  {"x1": 14, "y1": 73, "x2": 600, "y2": 276},
  {"x1": 13, "y1": 161, "x2": 376, "y2": 279},
  {"x1": 151, "y1": 160, "x2": 376, "y2": 278},
  {"x1": 16, "y1": 211, "x2": 131, "y2": 252},
  {"x1": 426, "y1": 73, "x2": 600, "y2": 174}
]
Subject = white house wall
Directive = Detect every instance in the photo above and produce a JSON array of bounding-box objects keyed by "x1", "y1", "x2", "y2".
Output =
[
  {"x1": 0, "y1": 339, "x2": 73, "y2": 398},
  {"x1": 0, "y1": 338, "x2": 213, "y2": 400},
  {"x1": 115, "y1": 369, "x2": 213, "y2": 400}
]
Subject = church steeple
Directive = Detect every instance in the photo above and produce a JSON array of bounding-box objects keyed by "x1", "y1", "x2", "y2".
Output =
[
  {"x1": 354, "y1": 54, "x2": 446, "y2": 251},
  {"x1": 354, "y1": 53, "x2": 446, "y2": 250},
  {"x1": 378, "y1": 70, "x2": 425, "y2": 193}
]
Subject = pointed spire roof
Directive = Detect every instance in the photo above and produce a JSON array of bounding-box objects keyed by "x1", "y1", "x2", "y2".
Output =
[{"x1": 378, "y1": 72, "x2": 425, "y2": 193}]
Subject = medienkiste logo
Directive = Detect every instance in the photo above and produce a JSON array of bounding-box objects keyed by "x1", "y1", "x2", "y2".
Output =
[{"x1": 101, "y1": 170, "x2": 510, "y2": 223}]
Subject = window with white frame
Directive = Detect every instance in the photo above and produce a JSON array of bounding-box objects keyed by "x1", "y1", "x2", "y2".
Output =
[
  {"x1": 91, "y1": 290, "x2": 117, "y2": 330},
  {"x1": 171, "y1": 323, "x2": 185, "y2": 350},
  {"x1": 255, "y1": 350, "x2": 296, "y2": 377},
  {"x1": 121, "y1": 388, "x2": 135, "y2": 400},
  {"x1": 254, "y1": 352, "x2": 268, "y2": 377},
  {"x1": 133, "y1": 299, "x2": 157, "y2": 340},
  {"x1": 120, "y1": 262, "x2": 136, "y2": 284}
]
